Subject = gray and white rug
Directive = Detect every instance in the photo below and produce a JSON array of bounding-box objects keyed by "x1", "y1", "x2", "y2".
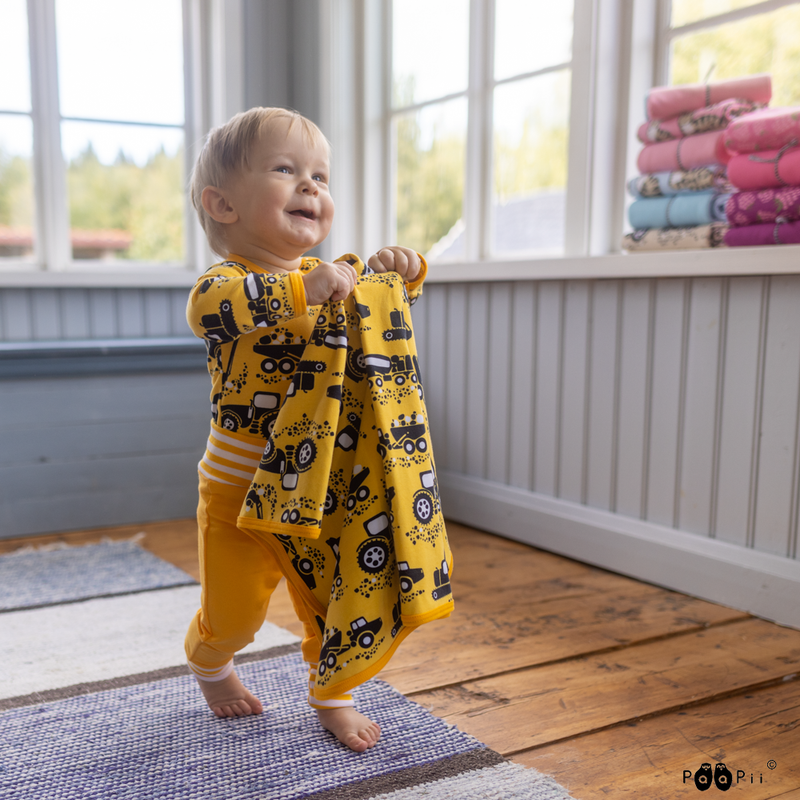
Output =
[{"x1": 0, "y1": 537, "x2": 575, "y2": 799}]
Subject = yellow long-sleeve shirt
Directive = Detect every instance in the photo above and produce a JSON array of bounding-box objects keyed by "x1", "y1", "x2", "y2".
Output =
[{"x1": 186, "y1": 253, "x2": 426, "y2": 484}]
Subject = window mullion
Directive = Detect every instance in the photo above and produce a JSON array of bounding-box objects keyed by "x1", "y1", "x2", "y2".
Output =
[
  {"x1": 28, "y1": 0, "x2": 70, "y2": 271},
  {"x1": 464, "y1": 0, "x2": 492, "y2": 261},
  {"x1": 184, "y1": 0, "x2": 213, "y2": 272},
  {"x1": 654, "y1": 0, "x2": 672, "y2": 85},
  {"x1": 564, "y1": 0, "x2": 597, "y2": 257}
]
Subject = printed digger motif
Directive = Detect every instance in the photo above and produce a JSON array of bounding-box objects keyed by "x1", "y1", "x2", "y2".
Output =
[{"x1": 237, "y1": 257, "x2": 453, "y2": 702}]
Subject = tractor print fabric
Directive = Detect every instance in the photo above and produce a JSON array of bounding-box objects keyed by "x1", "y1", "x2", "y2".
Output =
[{"x1": 236, "y1": 256, "x2": 453, "y2": 701}]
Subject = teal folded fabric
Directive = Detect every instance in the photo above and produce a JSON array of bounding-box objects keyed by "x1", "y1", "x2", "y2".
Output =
[{"x1": 628, "y1": 192, "x2": 730, "y2": 229}]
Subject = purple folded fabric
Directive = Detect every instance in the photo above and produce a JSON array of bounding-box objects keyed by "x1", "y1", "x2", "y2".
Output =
[
  {"x1": 724, "y1": 219, "x2": 800, "y2": 246},
  {"x1": 726, "y1": 187, "x2": 800, "y2": 226}
]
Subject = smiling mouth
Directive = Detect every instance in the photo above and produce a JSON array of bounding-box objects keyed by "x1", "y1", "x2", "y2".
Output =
[{"x1": 289, "y1": 209, "x2": 315, "y2": 220}]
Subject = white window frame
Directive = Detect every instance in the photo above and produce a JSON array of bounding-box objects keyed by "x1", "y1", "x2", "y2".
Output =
[
  {"x1": 0, "y1": 0, "x2": 245, "y2": 288},
  {"x1": 323, "y1": 0, "x2": 800, "y2": 282}
]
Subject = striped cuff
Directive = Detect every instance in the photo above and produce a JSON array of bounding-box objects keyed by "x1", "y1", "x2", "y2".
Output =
[
  {"x1": 307, "y1": 665, "x2": 354, "y2": 709},
  {"x1": 198, "y1": 421, "x2": 265, "y2": 488},
  {"x1": 187, "y1": 659, "x2": 235, "y2": 682}
]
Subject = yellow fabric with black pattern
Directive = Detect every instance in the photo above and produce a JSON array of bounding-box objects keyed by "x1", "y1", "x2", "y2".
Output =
[{"x1": 237, "y1": 254, "x2": 453, "y2": 701}]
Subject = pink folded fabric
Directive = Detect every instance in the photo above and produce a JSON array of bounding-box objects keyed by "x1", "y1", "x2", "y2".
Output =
[
  {"x1": 725, "y1": 187, "x2": 800, "y2": 226},
  {"x1": 727, "y1": 146, "x2": 800, "y2": 190},
  {"x1": 637, "y1": 99, "x2": 764, "y2": 144},
  {"x1": 724, "y1": 106, "x2": 800, "y2": 154},
  {"x1": 724, "y1": 219, "x2": 800, "y2": 246},
  {"x1": 646, "y1": 74, "x2": 771, "y2": 121},
  {"x1": 637, "y1": 131, "x2": 730, "y2": 174}
]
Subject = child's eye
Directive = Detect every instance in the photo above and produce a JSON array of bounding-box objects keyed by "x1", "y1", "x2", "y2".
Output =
[
  {"x1": 275, "y1": 166, "x2": 291, "y2": 174},
  {"x1": 313, "y1": 174, "x2": 327, "y2": 183}
]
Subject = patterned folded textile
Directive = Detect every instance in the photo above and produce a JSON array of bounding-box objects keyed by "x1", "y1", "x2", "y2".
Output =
[
  {"x1": 724, "y1": 106, "x2": 800, "y2": 154},
  {"x1": 628, "y1": 192, "x2": 729, "y2": 229},
  {"x1": 645, "y1": 74, "x2": 771, "y2": 121},
  {"x1": 726, "y1": 187, "x2": 800, "y2": 226},
  {"x1": 727, "y1": 145, "x2": 800, "y2": 190},
  {"x1": 237, "y1": 262, "x2": 453, "y2": 701},
  {"x1": 628, "y1": 166, "x2": 732, "y2": 198},
  {"x1": 725, "y1": 219, "x2": 800, "y2": 246},
  {"x1": 637, "y1": 131, "x2": 729, "y2": 174},
  {"x1": 622, "y1": 223, "x2": 728, "y2": 251},
  {"x1": 637, "y1": 99, "x2": 764, "y2": 144}
]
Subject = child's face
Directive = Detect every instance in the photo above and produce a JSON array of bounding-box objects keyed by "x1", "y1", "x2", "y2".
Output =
[{"x1": 223, "y1": 122, "x2": 334, "y2": 265}]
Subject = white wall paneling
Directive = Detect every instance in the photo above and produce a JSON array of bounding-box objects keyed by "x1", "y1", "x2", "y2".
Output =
[
  {"x1": 0, "y1": 372, "x2": 209, "y2": 539},
  {"x1": 412, "y1": 275, "x2": 800, "y2": 626},
  {"x1": 0, "y1": 288, "x2": 193, "y2": 343}
]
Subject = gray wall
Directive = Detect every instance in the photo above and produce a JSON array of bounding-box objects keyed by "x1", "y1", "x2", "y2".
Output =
[{"x1": 413, "y1": 276, "x2": 800, "y2": 561}]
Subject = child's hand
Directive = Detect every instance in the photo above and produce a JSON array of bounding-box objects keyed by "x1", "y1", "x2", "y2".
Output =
[
  {"x1": 303, "y1": 260, "x2": 358, "y2": 305},
  {"x1": 367, "y1": 246, "x2": 421, "y2": 282}
]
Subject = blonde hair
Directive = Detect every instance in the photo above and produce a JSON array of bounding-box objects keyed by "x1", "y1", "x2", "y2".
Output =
[{"x1": 189, "y1": 107, "x2": 329, "y2": 256}]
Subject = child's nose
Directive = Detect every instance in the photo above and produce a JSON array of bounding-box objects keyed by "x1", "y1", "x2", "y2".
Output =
[{"x1": 300, "y1": 177, "x2": 319, "y2": 195}]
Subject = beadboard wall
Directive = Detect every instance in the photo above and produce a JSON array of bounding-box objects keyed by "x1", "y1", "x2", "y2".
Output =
[
  {"x1": 412, "y1": 276, "x2": 800, "y2": 627},
  {"x1": 2, "y1": 276, "x2": 799, "y2": 624}
]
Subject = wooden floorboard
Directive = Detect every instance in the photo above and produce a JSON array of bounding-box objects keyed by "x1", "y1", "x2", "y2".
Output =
[{"x1": 3, "y1": 518, "x2": 799, "y2": 799}]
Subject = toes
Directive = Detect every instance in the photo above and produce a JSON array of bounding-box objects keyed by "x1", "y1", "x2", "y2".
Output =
[
  {"x1": 365, "y1": 724, "x2": 381, "y2": 746},
  {"x1": 344, "y1": 733, "x2": 369, "y2": 752},
  {"x1": 213, "y1": 701, "x2": 252, "y2": 717}
]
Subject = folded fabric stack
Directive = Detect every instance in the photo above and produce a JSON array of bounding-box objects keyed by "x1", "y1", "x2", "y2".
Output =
[
  {"x1": 723, "y1": 106, "x2": 800, "y2": 247},
  {"x1": 623, "y1": 75, "x2": 771, "y2": 252}
]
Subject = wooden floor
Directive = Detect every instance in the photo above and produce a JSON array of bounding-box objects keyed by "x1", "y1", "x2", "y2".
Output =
[{"x1": 3, "y1": 519, "x2": 800, "y2": 799}]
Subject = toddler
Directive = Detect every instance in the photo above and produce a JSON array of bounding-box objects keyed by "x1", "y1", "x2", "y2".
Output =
[{"x1": 184, "y1": 107, "x2": 449, "y2": 752}]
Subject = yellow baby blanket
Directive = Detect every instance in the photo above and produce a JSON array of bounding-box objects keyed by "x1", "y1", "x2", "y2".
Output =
[{"x1": 237, "y1": 255, "x2": 453, "y2": 700}]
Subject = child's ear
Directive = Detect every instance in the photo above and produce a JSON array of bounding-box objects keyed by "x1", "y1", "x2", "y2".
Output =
[{"x1": 201, "y1": 186, "x2": 238, "y2": 224}]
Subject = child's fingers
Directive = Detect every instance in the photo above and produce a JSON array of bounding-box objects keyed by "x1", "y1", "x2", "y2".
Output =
[
  {"x1": 333, "y1": 260, "x2": 358, "y2": 294},
  {"x1": 330, "y1": 261, "x2": 358, "y2": 300},
  {"x1": 388, "y1": 248, "x2": 409, "y2": 277},
  {"x1": 404, "y1": 250, "x2": 421, "y2": 281},
  {"x1": 367, "y1": 251, "x2": 389, "y2": 273}
]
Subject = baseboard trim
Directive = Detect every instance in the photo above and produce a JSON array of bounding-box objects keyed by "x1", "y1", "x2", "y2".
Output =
[{"x1": 440, "y1": 470, "x2": 800, "y2": 630}]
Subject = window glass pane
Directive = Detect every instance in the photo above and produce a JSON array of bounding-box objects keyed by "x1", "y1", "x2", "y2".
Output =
[
  {"x1": 62, "y1": 121, "x2": 185, "y2": 262},
  {"x1": 393, "y1": 0, "x2": 469, "y2": 107},
  {"x1": 671, "y1": 0, "x2": 765, "y2": 28},
  {"x1": 670, "y1": 5, "x2": 800, "y2": 106},
  {"x1": 494, "y1": 0, "x2": 573, "y2": 81},
  {"x1": 0, "y1": 0, "x2": 31, "y2": 112},
  {"x1": 56, "y1": 0, "x2": 184, "y2": 125},
  {"x1": 0, "y1": 115, "x2": 35, "y2": 260},
  {"x1": 394, "y1": 99, "x2": 467, "y2": 261},
  {"x1": 492, "y1": 71, "x2": 570, "y2": 256}
]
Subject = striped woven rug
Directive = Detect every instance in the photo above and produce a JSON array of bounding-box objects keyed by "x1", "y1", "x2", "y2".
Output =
[{"x1": 0, "y1": 539, "x2": 575, "y2": 799}]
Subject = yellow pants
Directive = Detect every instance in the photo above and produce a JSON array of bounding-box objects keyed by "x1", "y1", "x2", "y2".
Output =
[{"x1": 184, "y1": 473, "x2": 353, "y2": 708}]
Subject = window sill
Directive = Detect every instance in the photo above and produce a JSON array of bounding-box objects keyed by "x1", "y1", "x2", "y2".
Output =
[
  {"x1": 3, "y1": 246, "x2": 799, "y2": 287},
  {"x1": 0, "y1": 337, "x2": 207, "y2": 379},
  {"x1": 426, "y1": 245, "x2": 800, "y2": 283}
]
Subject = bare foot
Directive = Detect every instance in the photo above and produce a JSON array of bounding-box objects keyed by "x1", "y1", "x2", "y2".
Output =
[
  {"x1": 316, "y1": 707, "x2": 381, "y2": 752},
  {"x1": 194, "y1": 670, "x2": 263, "y2": 718}
]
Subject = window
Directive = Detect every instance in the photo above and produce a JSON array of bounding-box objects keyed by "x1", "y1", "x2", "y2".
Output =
[
  {"x1": 388, "y1": 0, "x2": 590, "y2": 263},
  {"x1": 0, "y1": 0, "x2": 208, "y2": 274},
  {"x1": 331, "y1": 0, "x2": 800, "y2": 277},
  {"x1": 662, "y1": 0, "x2": 800, "y2": 102}
]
